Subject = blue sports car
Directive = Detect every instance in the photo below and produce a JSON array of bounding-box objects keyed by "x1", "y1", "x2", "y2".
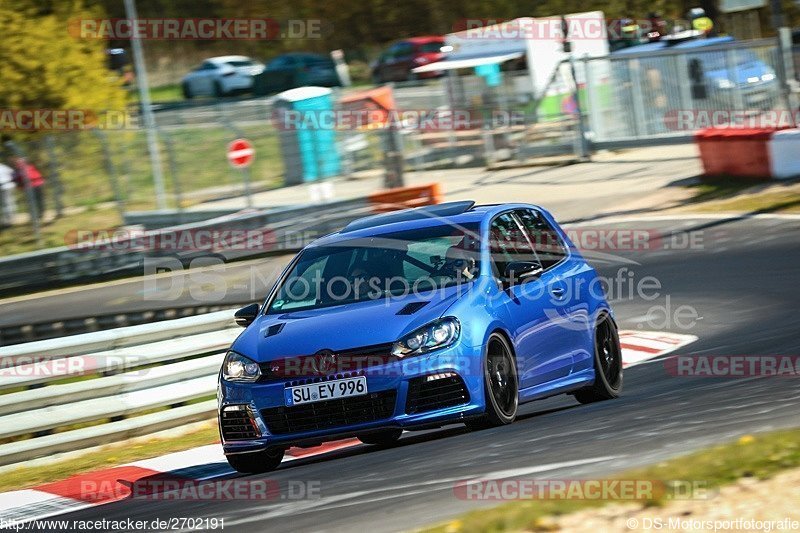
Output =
[{"x1": 218, "y1": 202, "x2": 622, "y2": 473}]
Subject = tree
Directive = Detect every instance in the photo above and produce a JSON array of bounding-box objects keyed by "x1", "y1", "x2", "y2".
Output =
[{"x1": 0, "y1": 0, "x2": 127, "y2": 133}]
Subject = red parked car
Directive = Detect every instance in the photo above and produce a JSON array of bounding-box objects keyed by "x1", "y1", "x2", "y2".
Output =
[{"x1": 371, "y1": 36, "x2": 445, "y2": 83}]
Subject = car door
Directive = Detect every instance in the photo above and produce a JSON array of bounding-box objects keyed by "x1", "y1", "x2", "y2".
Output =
[
  {"x1": 186, "y1": 62, "x2": 211, "y2": 95},
  {"x1": 374, "y1": 50, "x2": 391, "y2": 81},
  {"x1": 489, "y1": 212, "x2": 573, "y2": 390},
  {"x1": 515, "y1": 208, "x2": 593, "y2": 376},
  {"x1": 266, "y1": 56, "x2": 296, "y2": 92},
  {"x1": 392, "y1": 42, "x2": 415, "y2": 81},
  {"x1": 382, "y1": 44, "x2": 402, "y2": 81},
  {"x1": 197, "y1": 61, "x2": 219, "y2": 94}
]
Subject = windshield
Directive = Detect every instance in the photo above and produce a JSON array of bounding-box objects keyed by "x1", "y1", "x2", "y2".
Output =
[
  {"x1": 419, "y1": 42, "x2": 444, "y2": 53},
  {"x1": 267, "y1": 223, "x2": 481, "y2": 314}
]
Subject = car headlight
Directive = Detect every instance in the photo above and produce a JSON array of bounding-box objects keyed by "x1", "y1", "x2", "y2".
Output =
[
  {"x1": 716, "y1": 78, "x2": 735, "y2": 89},
  {"x1": 392, "y1": 317, "x2": 460, "y2": 358},
  {"x1": 222, "y1": 351, "x2": 261, "y2": 382}
]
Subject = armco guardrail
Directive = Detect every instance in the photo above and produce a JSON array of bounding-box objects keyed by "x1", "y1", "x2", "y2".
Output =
[
  {"x1": 0, "y1": 184, "x2": 442, "y2": 298},
  {"x1": 0, "y1": 310, "x2": 240, "y2": 467},
  {"x1": 0, "y1": 197, "x2": 369, "y2": 298},
  {"x1": 0, "y1": 302, "x2": 248, "y2": 346}
]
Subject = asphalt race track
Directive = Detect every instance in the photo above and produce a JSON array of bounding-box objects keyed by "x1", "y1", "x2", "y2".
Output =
[
  {"x1": 0, "y1": 257, "x2": 291, "y2": 328},
  {"x1": 26, "y1": 215, "x2": 800, "y2": 532}
]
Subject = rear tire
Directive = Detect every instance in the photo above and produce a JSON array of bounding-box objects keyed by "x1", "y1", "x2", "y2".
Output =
[
  {"x1": 182, "y1": 82, "x2": 193, "y2": 99},
  {"x1": 357, "y1": 428, "x2": 403, "y2": 446},
  {"x1": 467, "y1": 333, "x2": 518, "y2": 430},
  {"x1": 226, "y1": 448, "x2": 284, "y2": 474},
  {"x1": 574, "y1": 313, "x2": 623, "y2": 404}
]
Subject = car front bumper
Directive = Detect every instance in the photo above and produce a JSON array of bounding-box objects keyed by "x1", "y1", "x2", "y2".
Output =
[{"x1": 219, "y1": 344, "x2": 486, "y2": 455}]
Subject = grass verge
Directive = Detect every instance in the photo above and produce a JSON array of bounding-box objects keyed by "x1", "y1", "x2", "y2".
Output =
[
  {"x1": 149, "y1": 84, "x2": 183, "y2": 102},
  {"x1": 0, "y1": 421, "x2": 219, "y2": 493},
  {"x1": 680, "y1": 179, "x2": 800, "y2": 214},
  {"x1": 0, "y1": 206, "x2": 121, "y2": 256},
  {"x1": 423, "y1": 428, "x2": 800, "y2": 533}
]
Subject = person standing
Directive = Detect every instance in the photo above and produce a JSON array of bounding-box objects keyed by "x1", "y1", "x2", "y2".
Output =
[
  {"x1": 0, "y1": 162, "x2": 17, "y2": 227},
  {"x1": 11, "y1": 156, "x2": 45, "y2": 222}
]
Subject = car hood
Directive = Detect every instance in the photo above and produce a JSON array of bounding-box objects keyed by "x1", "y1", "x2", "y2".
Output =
[
  {"x1": 231, "y1": 286, "x2": 465, "y2": 362},
  {"x1": 706, "y1": 60, "x2": 772, "y2": 85}
]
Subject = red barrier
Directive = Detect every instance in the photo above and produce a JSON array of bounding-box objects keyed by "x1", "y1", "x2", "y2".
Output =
[
  {"x1": 695, "y1": 128, "x2": 776, "y2": 181},
  {"x1": 368, "y1": 183, "x2": 442, "y2": 213}
]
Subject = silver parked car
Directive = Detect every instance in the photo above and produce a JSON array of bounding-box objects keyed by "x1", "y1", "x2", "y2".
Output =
[{"x1": 181, "y1": 55, "x2": 264, "y2": 98}]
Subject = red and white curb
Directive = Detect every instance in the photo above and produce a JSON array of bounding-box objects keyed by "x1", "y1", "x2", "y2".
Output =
[
  {"x1": 0, "y1": 330, "x2": 695, "y2": 525},
  {"x1": 619, "y1": 330, "x2": 698, "y2": 368},
  {"x1": 0, "y1": 439, "x2": 363, "y2": 525}
]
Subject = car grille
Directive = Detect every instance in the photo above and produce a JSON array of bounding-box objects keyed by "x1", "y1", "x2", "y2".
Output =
[
  {"x1": 405, "y1": 374, "x2": 470, "y2": 415},
  {"x1": 261, "y1": 390, "x2": 397, "y2": 435},
  {"x1": 220, "y1": 406, "x2": 260, "y2": 440},
  {"x1": 258, "y1": 342, "x2": 395, "y2": 382}
]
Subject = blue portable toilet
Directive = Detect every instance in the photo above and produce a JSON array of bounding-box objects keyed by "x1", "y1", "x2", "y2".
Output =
[{"x1": 273, "y1": 86, "x2": 341, "y2": 185}]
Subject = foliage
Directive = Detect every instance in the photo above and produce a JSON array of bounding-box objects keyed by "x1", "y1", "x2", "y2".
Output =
[{"x1": 0, "y1": 0, "x2": 127, "y2": 131}]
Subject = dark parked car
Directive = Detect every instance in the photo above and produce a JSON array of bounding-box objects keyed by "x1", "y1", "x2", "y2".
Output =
[
  {"x1": 371, "y1": 36, "x2": 445, "y2": 84},
  {"x1": 254, "y1": 53, "x2": 341, "y2": 95}
]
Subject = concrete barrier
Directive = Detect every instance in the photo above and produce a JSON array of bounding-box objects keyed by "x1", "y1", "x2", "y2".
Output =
[
  {"x1": 696, "y1": 128, "x2": 800, "y2": 181},
  {"x1": 695, "y1": 128, "x2": 775, "y2": 180},
  {"x1": 768, "y1": 129, "x2": 800, "y2": 179}
]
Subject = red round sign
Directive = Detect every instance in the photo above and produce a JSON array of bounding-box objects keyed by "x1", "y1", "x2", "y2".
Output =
[{"x1": 227, "y1": 138, "x2": 255, "y2": 168}]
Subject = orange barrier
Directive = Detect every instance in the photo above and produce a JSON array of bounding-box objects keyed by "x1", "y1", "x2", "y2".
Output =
[
  {"x1": 368, "y1": 183, "x2": 442, "y2": 213},
  {"x1": 695, "y1": 128, "x2": 775, "y2": 181}
]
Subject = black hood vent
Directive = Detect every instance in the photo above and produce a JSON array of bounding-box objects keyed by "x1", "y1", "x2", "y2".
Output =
[
  {"x1": 265, "y1": 323, "x2": 285, "y2": 337},
  {"x1": 396, "y1": 302, "x2": 429, "y2": 315}
]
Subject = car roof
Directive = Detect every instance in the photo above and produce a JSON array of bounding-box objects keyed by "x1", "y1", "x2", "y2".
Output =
[
  {"x1": 612, "y1": 35, "x2": 735, "y2": 56},
  {"x1": 311, "y1": 202, "x2": 542, "y2": 247},
  {"x1": 399, "y1": 36, "x2": 444, "y2": 44},
  {"x1": 275, "y1": 52, "x2": 328, "y2": 59},
  {"x1": 207, "y1": 55, "x2": 253, "y2": 63}
]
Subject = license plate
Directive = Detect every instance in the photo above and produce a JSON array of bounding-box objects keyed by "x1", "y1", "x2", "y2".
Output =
[{"x1": 284, "y1": 376, "x2": 367, "y2": 406}]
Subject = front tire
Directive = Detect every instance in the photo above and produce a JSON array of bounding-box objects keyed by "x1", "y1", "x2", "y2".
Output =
[
  {"x1": 226, "y1": 448, "x2": 284, "y2": 474},
  {"x1": 574, "y1": 313, "x2": 623, "y2": 404},
  {"x1": 467, "y1": 333, "x2": 518, "y2": 430},
  {"x1": 182, "y1": 82, "x2": 193, "y2": 99},
  {"x1": 358, "y1": 428, "x2": 403, "y2": 446},
  {"x1": 214, "y1": 81, "x2": 225, "y2": 98}
]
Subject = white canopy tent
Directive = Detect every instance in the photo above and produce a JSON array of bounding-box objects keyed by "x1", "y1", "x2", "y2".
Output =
[
  {"x1": 411, "y1": 52, "x2": 523, "y2": 73},
  {"x1": 412, "y1": 13, "x2": 609, "y2": 100}
]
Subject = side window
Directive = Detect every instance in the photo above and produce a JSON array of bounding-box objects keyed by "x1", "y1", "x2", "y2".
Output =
[
  {"x1": 387, "y1": 43, "x2": 402, "y2": 59},
  {"x1": 395, "y1": 42, "x2": 414, "y2": 57},
  {"x1": 515, "y1": 209, "x2": 568, "y2": 270},
  {"x1": 267, "y1": 56, "x2": 292, "y2": 70},
  {"x1": 489, "y1": 212, "x2": 536, "y2": 277}
]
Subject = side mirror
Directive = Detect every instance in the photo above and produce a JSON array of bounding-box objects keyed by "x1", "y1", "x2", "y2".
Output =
[
  {"x1": 234, "y1": 303, "x2": 261, "y2": 328},
  {"x1": 504, "y1": 261, "x2": 543, "y2": 288}
]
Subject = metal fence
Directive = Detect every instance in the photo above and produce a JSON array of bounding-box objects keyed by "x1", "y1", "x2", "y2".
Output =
[{"x1": 581, "y1": 39, "x2": 788, "y2": 144}]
